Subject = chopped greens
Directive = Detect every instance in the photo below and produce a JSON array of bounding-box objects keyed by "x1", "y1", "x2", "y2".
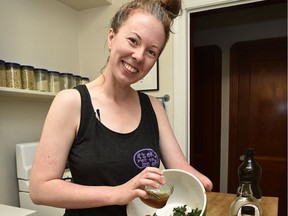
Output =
[{"x1": 151, "y1": 205, "x2": 202, "y2": 216}]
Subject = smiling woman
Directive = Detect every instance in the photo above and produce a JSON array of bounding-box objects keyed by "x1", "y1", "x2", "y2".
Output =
[{"x1": 29, "y1": 1, "x2": 212, "y2": 216}]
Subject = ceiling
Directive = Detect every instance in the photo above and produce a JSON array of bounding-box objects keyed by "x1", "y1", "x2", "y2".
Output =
[{"x1": 56, "y1": 0, "x2": 111, "y2": 11}]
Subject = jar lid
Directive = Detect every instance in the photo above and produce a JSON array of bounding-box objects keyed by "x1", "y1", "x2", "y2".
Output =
[
  {"x1": 35, "y1": 68, "x2": 48, "y2": 72},
  {"x1": 0, "y1": 59, "x2": 5, "y2": 64},
  {"x1": 5, "y1": 62, "x2": 21, "y2": 67},
  {"x1": 81, "y1": 77, "x2": 89, "y2": 80},
  {"x1": 73, "y1": 75, "x2": 81, "y2": 78},
  {"x1": 61, "y1": 72, "x2": 73, "y2": 76},
  {"x1": 21, "y1": 65, "x2": 34, "y2": 70},
  {"x1": 49, "y1": 71, "x2": 60, "y2": 75}
]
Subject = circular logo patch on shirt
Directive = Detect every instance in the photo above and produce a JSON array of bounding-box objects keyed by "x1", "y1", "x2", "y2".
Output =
[{"x1": 133, "y1": 148, "x2": 159, "y2": 169}]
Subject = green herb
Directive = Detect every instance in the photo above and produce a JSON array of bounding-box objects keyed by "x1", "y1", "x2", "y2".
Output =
[{"x1": 151, "y1": 205, "x2": 202, "y2": 216}]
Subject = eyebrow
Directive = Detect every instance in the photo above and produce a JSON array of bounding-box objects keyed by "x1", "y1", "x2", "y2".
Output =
[{"x1": 132, "y1": 32, "x2": 160, "y2": 51}]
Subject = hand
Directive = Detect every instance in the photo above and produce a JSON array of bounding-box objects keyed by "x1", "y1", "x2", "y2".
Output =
[
  {"x1": 112, "y1": 167, "x2": 165, "y2": 205},
  {"x1": 199, "y1": 176, "x2": 213, "y2": 192}
]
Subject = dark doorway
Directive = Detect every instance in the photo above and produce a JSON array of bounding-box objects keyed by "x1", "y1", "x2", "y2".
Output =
[
  {"x1": 189, "y1": 45, "x2": 222, "y2": 192},
  {"x1": 189, "y1": 1, "x2": 287, "y2": 215}
]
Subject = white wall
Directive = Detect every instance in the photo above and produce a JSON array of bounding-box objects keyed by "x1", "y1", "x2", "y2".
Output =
[
  {"x1": 0, "y1": 0, "x2": 79, "y2": 207},
  {"x1": 0, "y1": 0, "x2": 79, "y2": 73}
]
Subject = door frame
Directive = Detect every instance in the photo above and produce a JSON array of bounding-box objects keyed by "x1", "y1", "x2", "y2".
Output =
[{"x1": 172, "y1": 0, "x2": 264, "y2": 191}]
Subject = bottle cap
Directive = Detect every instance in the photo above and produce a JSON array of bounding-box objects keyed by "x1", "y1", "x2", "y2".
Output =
[
  {"x1": 241, "y1": 206, "x2": 255, "y2": 214},
  {"x1": 246, "y1": 148, "x2": 255, "y2": 157}
]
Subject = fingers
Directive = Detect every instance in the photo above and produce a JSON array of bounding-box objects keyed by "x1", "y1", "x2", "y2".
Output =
[{"x1": 137, "y1": 167, "x2": 165, "y2": 188}]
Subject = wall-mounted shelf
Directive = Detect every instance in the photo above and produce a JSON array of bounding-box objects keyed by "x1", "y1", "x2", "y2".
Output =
[
  {"x1": 0, "y1": 87, "x2": 56, "y2": 100},
  {"x1": 56, "y1": 0, "x2": 112, "y2": 11}
]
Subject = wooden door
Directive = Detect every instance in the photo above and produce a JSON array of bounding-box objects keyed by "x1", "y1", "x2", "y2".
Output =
[
  {"x1": 228, "y1": 37, "x2": 287, "y2": 216},
  {"x1": 190, "y1": 45, "x2": 222, "y2": 192}
]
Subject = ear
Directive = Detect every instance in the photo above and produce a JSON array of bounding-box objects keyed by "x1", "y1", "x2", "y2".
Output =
[{"x1": 107, "y1": 28, "x2": 115, "y2": 50}]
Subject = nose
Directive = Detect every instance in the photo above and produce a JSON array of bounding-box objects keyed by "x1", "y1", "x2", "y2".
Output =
[{"x1": 132, "y1": 48, "x2": 144, "y2": 62}]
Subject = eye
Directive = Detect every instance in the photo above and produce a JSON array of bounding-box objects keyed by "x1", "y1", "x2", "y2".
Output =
[
  {"x1": 128, "y1": 37, "x2": 138, "y2": 46},
  {"x1": 147, "y1": 49, "x2": 157, "y2": 58}
]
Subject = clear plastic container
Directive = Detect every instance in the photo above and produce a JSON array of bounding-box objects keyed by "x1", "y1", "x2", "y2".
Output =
[
  {"x1": 35, "y1": 68, "x2": 49, "y2": 92},
  {"x1": 5, "y1": 62, "x2": 22, "y2": 89},
  {"x1": 0, "y1": 60, "x2": 6, "y2": 87},
  {"x1": 60, "y1": 73, "x2": 74, "y2": 90},
  {"x1": 80, "y1": 76, "x2": 89, "y2": 85},
  {"x1": 49, "y1": 71, "x2": 61, "y2": 93},
  {"x1": 21, "y1": 65, "x2": 35, "y2": 90}
]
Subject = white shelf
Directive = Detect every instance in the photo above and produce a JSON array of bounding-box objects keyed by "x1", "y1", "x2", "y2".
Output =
[
  {"x1": 56, "y1": 0, "x2": 112, "y2": 11},
  {"x1": 0, "y1": 87, "x2": 56, "y2": 100}
]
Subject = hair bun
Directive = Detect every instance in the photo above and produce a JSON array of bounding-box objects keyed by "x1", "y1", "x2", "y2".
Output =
[{"x1": 160, "y1": 0, "x2": 182, "y2": 19}]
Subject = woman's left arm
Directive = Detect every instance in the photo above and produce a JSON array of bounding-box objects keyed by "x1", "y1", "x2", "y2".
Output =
[{"x1": 149, "y1": 96, "x2": 213, "y2": 192}]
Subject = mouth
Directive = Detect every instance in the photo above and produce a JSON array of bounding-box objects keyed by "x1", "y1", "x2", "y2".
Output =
[{"x1": 123, "y1": 61, "x2": 138, "y2": 73}]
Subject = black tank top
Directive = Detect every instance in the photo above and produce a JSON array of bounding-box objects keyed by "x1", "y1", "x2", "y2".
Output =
[{"x1": 64, "y1": 85, "x2": 160, "y2": 216}]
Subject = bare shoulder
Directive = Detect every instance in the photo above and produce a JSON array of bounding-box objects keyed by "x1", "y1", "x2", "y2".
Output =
[
  {"x1": 52, "y1": 89, "x2": 81, "y2": 107},
  {"x1": 147, "y1": 94, "x2": 165, "y2": 113}
]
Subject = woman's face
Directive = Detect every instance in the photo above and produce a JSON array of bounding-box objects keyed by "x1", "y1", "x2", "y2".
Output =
[{"x1": 107, "y1": 11, "x2": 165, "y2": 86}]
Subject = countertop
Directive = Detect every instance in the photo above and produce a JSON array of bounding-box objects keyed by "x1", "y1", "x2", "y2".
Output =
[
  {"x1": 0, "y1": 204, "x2": 36, "y2": 216},
  {"x1": 206, "y1": 192, "x2": 278, "y2": 216}
]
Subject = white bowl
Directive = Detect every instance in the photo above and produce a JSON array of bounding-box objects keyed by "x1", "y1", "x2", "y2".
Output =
[{"x1": 126, "y1": 169, "x2": 207, "y2": 216}]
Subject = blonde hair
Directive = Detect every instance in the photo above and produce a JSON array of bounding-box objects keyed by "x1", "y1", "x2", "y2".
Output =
[{"x1": 110, "y1": 0, "x2": 182, "y2": 48}]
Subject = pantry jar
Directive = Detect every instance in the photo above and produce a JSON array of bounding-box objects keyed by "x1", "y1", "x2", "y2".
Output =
[
  {"x1": 48, "y1": 71, "x2": 61, "y2": 93},
  {"x1": 0, "y1": 59, "x2": 6, "y2": 87},
  {"x1": 35, "y1": 68, "x2": 49, "y2": 92},
  {"x1": 21, "y1": 65, "x2": 35, "y2": 90},
  {"x1": 60, "y1": 73, "x2": 73, "y2": 90},
  {"x1": 80, "y1": 77, "x2": 89, "y2": 85},
  {"x1": 73, "y1": 75, "x2": 82, "y2": 87},
  {"x1": 5, "y1": 62, "x2": 22, "y2": 89}
]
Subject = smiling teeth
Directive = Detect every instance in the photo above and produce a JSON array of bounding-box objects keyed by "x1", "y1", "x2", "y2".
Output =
[{"x1": 124, "y1": 62, "x2": 137, "y2": 73}]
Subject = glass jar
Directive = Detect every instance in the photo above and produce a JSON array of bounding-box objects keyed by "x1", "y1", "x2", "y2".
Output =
[
  {"x1": 35, "y1": 68, "x2": 49, "y2": 92},
  {"x1": 60, "y1": 73, "x2": 73, "y2": 90},
  {"x1": 140, "y1": 176, "x2": 174, "y2": 209},
  {"x1": 5, "y1": 62, "x2": 22, "y2": 89},
  {"x1": 21, "y1": 65, "x2": 35, "y2": 90},
  {"x1": 73, "y1": 75, "x2": 82, "y2": 87},
  {"x1": 0, "y1": 60, "x2": 6, "y2": 87},
  {"x1": 80, "y1": 76, "x2": 89, "y2": 85},
  {"x1": 48, "y1": 71, "x2": 61, "y2": 93}
]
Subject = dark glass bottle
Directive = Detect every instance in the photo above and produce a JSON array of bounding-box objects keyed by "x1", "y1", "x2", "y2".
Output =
[{"x1": 237, "y1": 148, "x2": 262, "y2": 199}]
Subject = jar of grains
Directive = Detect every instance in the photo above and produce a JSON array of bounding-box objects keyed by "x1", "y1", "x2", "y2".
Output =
[
  {"x1": 73, "y1": 75, "x2": 82, "y2": 87},
  {"x1": 80, "y1": 77, "x2": 90, "y2": 85},
  {"x1": 60, "y1": 73, "x2": 74, "y2": 90},
  {"x1": 21, "y1": 65, "x2": 35, "y2": 90},
  {"x1": 35, "y1": 68, "x2": 49, "y2": 92},
  {"x1": 48, "y1": 71, "x2": 61, "y2": 93},
  {"x1": 5, "y1": 62, "x2": 22, "y2": 89},
  {"x1": 0, "y1": 60, "x2": 6, "y2": 87}
]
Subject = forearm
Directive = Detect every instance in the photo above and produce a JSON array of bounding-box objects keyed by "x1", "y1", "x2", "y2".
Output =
[
  {"x1": 30, "y1": 179, "x2": 116, "y2": 209},
  {"x1": 180, "y1": 163, "x2": 213, "y2": 192}
]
